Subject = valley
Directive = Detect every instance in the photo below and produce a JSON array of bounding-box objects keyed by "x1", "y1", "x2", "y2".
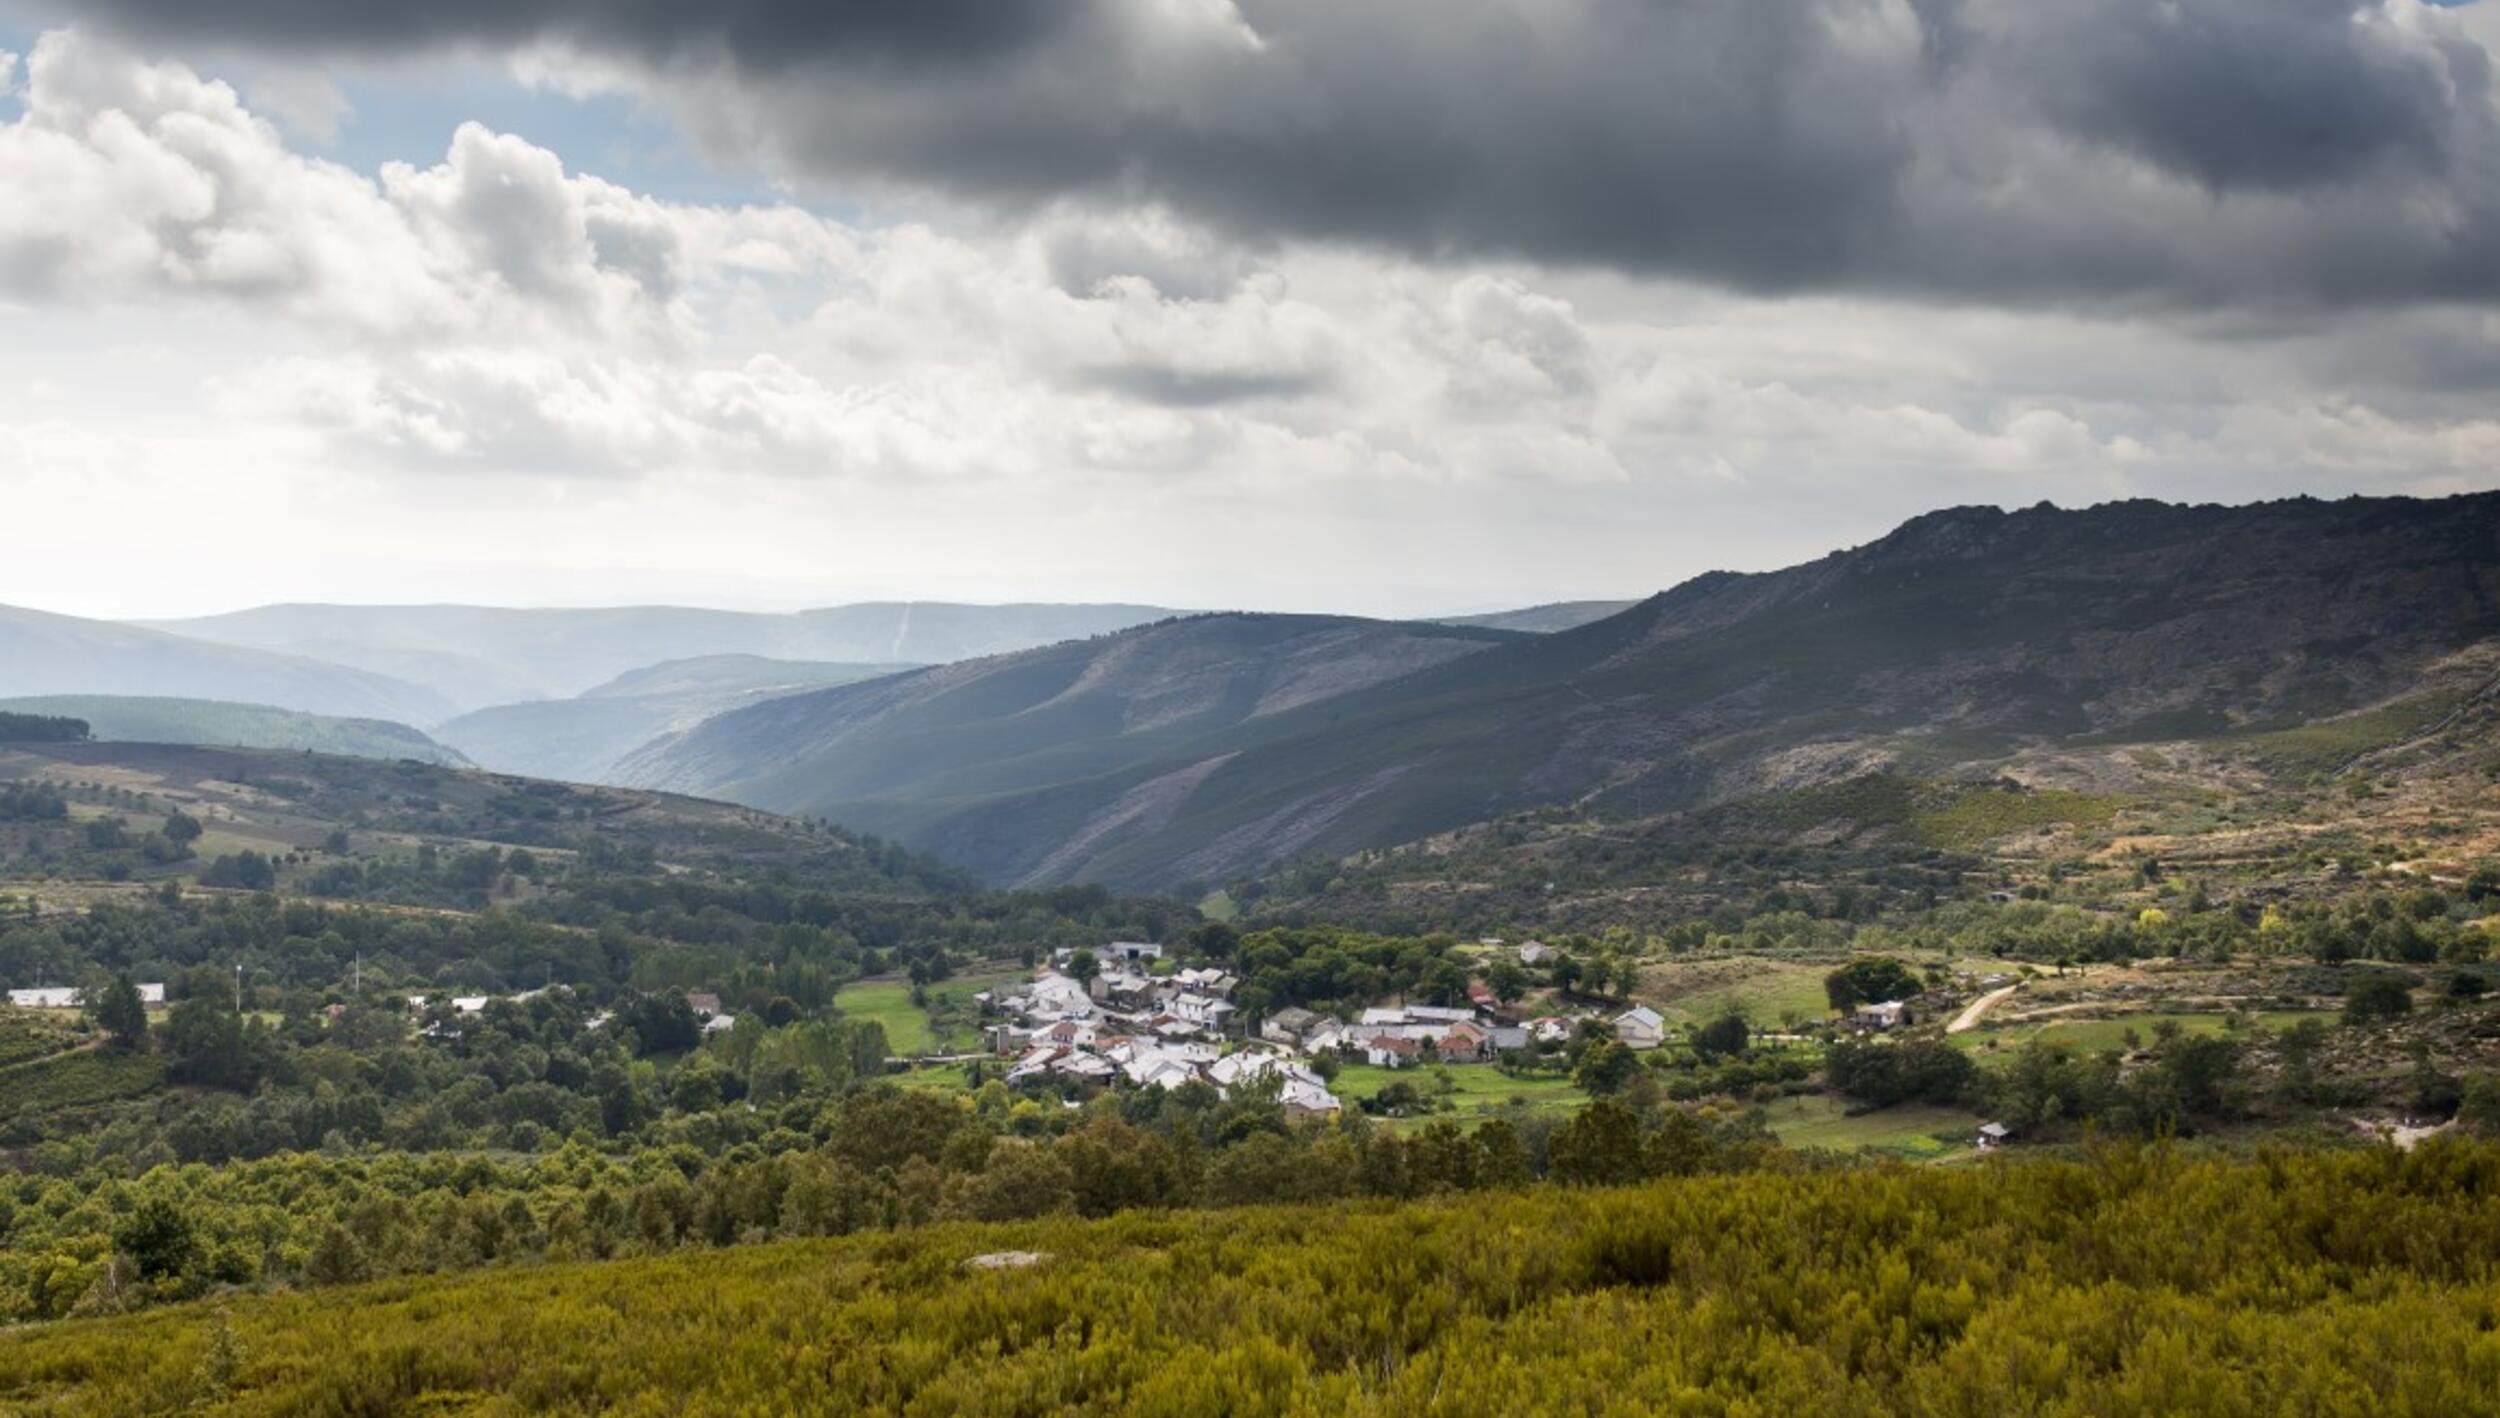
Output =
[{"x1": 2, "y1": 494, "x2": 2498, "y2": 1411}]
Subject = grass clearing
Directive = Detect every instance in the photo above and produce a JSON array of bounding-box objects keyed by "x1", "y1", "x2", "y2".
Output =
[
  {"x1": 835, "y1": 981, "x2": 940, "y2": 1055},
  {"x1": 1641, "y1": 957, "x2": 1834, "y2": 1030},
  {"x1": 838, "y1": 966, "x2": 1024, "y2": 1057},
  {"x1": 1330, "y1": 1062, "x2": 1587, "y2": 1129},
  {"x1": 1952, "y1": 1009, "x2": 2331, "y2": 1063},
  {"x1": 1763, "y1": 1094, "x2": 1983, "y2": 1159}
]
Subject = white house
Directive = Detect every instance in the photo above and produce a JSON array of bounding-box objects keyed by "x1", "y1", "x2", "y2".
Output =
[
  {"x1": 1612, "y1": 1006, "x2": 1667, "y2": 1050},
  {"x1": 1855, "y1": 1000, "x2": 1912, "y2": 1030},
  {"x1": 1170, "y1": 966, "x2": 1238, "y2": 998},
  {"x1": 1171, "y1": 992, "x2": 1237, "y2": 1031},
  {"x1": 1362, "y1": 1035, "x2": 1422, "y2": 1069}
]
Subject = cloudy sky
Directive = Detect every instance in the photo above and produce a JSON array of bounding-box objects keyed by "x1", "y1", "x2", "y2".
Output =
[{"x1": 1, "y1": 0, "x2": 2496, "y2": 620}]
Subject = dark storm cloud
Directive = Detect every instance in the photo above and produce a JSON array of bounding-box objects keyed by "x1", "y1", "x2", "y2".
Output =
[
  {"x1": 2007, "y1": 0, "x2": 2470, "y2": 189},
  {"x1": 59, "y1": 0, "x2": 2500, "y2": 306},
  {"x1": 65, "y1": 0, "x2": 1088, "y2": 69}
]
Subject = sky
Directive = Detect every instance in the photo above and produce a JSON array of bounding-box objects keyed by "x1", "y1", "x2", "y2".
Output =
[{"x1": 0, "y1": 0, "x2": 2496, "y2": 621}]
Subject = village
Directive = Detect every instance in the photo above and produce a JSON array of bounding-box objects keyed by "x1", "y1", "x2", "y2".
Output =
[{"x1": 967, "y1": 938, "x2": 1946, "y2": 1127}]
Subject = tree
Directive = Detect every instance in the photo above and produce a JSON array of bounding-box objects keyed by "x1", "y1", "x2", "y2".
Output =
[
  {"x1": 114, "y1": 1196, "x2": 197, "y2": 1282},
  {"x1": 163, "y1": 999, "x2": 275, "y2": 1092},
  {"x1": 1824, "y1": 956, "x2": 1923, "y2": 1014},
  {"x1": 161, "y1": 811, "x2": 203, "y2": 846},
  {"x1": 1546, "y1": 1099, "x2": 1651, "y2": 1186},
  {"x1": 2343, "y1": 973, "x2": 2414, "y2": 1024},
  {"x1": 1066, "y1": 949, "x2": 1100, "y2": 987},
  {"x1": 1486, "y1": 959, "x2": 1528, "y2": 1004},
  {"x1": 1826, "y1": 1039, "x2": 1976, "y2": 1108},
  {"x1": 93, "y1": 974, "x2": 148, "y2": 1051},
  {"x1": 1692, "y1": 1011, "x2": 1749, "y2": 1061},
  {"x1": 1574, "y1": 1039, "x2": 1640, "y2": 1096}
]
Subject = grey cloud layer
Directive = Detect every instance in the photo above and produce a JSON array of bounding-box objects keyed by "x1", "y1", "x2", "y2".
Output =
[
  {"x1": 58, "y1": 0, "x2": 2500, "y2": 306},
  {"x1": 66, "y1": 0, "x2": 1085, "y2": 68}
]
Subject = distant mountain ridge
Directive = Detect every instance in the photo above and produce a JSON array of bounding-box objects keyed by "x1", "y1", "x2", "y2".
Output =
[
  {"x1": 622, "y1": 494, "x2": 2500, "y2": 890},
  {"x1": 436, "y1": 655, "x2": 917, "y2": 784},
  {"x1": 0, "y1": 695, "x2": 469, "y2": 766},
  {"x1": 141, "y1": 602, "x2": 1192, "y2": 711},
  {"x1": 1435, "y1": 600, "x2": 1642, "y2": 633},
  {"x1": 0, "y1": 605, "x2": 454, "y2": 725},
  {"x1": 614, "y1": 613, "x2": 1523, "y2": 864}
]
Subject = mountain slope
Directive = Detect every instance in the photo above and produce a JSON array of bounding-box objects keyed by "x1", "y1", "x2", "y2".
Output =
[
  {"x1": 1437, "y1": 599, "x2": 1642, "y2": 633},
  {"x1": 145, "y1": 602, "x2": 1187, "y2": 709},
  {"x1": 0, "y1": 605, "x2": 455, "y2": 725},
  {"x1": 616, "y1": 614, "x2": 1521, "y2": 868},
  {"x1": 436, "y1": 656, "x2": 916, "y2": 783},
  {"x1": 0, "y1": 695, "x2": 468, "y2": 765},
  {"x1": 644, "y1": 495, "x2": 2500, "y2": 890}
]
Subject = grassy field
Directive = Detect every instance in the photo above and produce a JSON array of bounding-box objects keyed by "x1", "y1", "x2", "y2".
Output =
[
  {"x1": 1641, "y1": 957, "x2": 1835, "y2": 1030},
  {"x1": 835, "y1": 981, "x2": 942, "y2": 1055},
  {"x1": 1762, "y1": 1094, "x2": 1984, "y2": 1159},
  {"x1": 1951, "y1": 1009, "x2": 2331, "y2": 1062},
  {"x1": 838, "y1": 968, "x2": 1022, "y2": 1057},
  {"x1": 1329, "y1": 1062, "x2": 1587, "y2": 1128}
]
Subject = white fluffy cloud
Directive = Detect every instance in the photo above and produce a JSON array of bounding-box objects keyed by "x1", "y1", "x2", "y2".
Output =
[{"x1": 0, "y1": 24, "x2": 2495, "y2": 619}]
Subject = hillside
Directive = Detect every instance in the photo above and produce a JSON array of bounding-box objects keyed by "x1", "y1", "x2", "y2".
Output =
[
  {"x1": 7, "y1": 1145, "x2": 2498, "y2": 1415},
  {"x1": 1438, "y1": 598, "x2": 1642, "y2": 633},
  {"x1": 616, "y1": 614, "x2": 1522, "y2": 881},
  {"x1": 0, "y1": 605, "x2": 453, "y2": 726},
  {"x1": 435, "y1": 656, "x2": 917, "y2": 783},
  {"x1": 0, "y1": 738, "x2": 969, "y2": 896},
  {"x1": 0, "y1": 695, "x2": 468, "y2": 766},
  {"x1": 636, "y1": 496, "x2": 2500, "y2": 890},
  {"x1": 146, "y1": 602, "x2": 1187, "y2": 710}
]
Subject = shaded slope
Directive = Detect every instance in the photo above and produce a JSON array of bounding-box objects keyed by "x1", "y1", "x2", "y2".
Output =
[
  {"x1": 617, "y1": 614, "x2": 1520, "y2": 866},
  {"x1": 651, "y1": 495, "x2": 2500, "y2": 890}
]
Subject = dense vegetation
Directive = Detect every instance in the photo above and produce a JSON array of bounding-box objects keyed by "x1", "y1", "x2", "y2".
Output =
[
  {"x1": 8, "y1": 1141, "x2": 2500, "y2": 1414},
  {"x1": 0, "y1": 715, "x2": 87, "y2": 746}
]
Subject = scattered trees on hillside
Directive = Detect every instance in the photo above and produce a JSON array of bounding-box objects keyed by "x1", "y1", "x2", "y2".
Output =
[{"x1": 2344, "y1": 973, "x2": 2415, "y2": 1024}]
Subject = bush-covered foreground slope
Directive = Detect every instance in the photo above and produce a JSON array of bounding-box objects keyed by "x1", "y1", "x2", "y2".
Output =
[{"x1": 8, "y1": 1144, "x2": 2500, "y2": 1416}]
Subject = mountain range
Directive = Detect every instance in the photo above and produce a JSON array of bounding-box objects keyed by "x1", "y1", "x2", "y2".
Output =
[
  {"x1": 142, "y1": 602, "x2": 1191, "y2": 711},
  {"x1": 433, "y1": 655, "x2": 917, "y2": 783},
  {"x1": 0, "y1": 605, "x2": 454, "y2": 724},
  {"x1": 619, "y1": 495, "x2": 2500, "y2": 890}
]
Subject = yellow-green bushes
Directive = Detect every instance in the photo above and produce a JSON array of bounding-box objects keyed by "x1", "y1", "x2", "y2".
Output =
[{"x1": 5, "y1": 1139, "x2": 2499, "y2": 1415}]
